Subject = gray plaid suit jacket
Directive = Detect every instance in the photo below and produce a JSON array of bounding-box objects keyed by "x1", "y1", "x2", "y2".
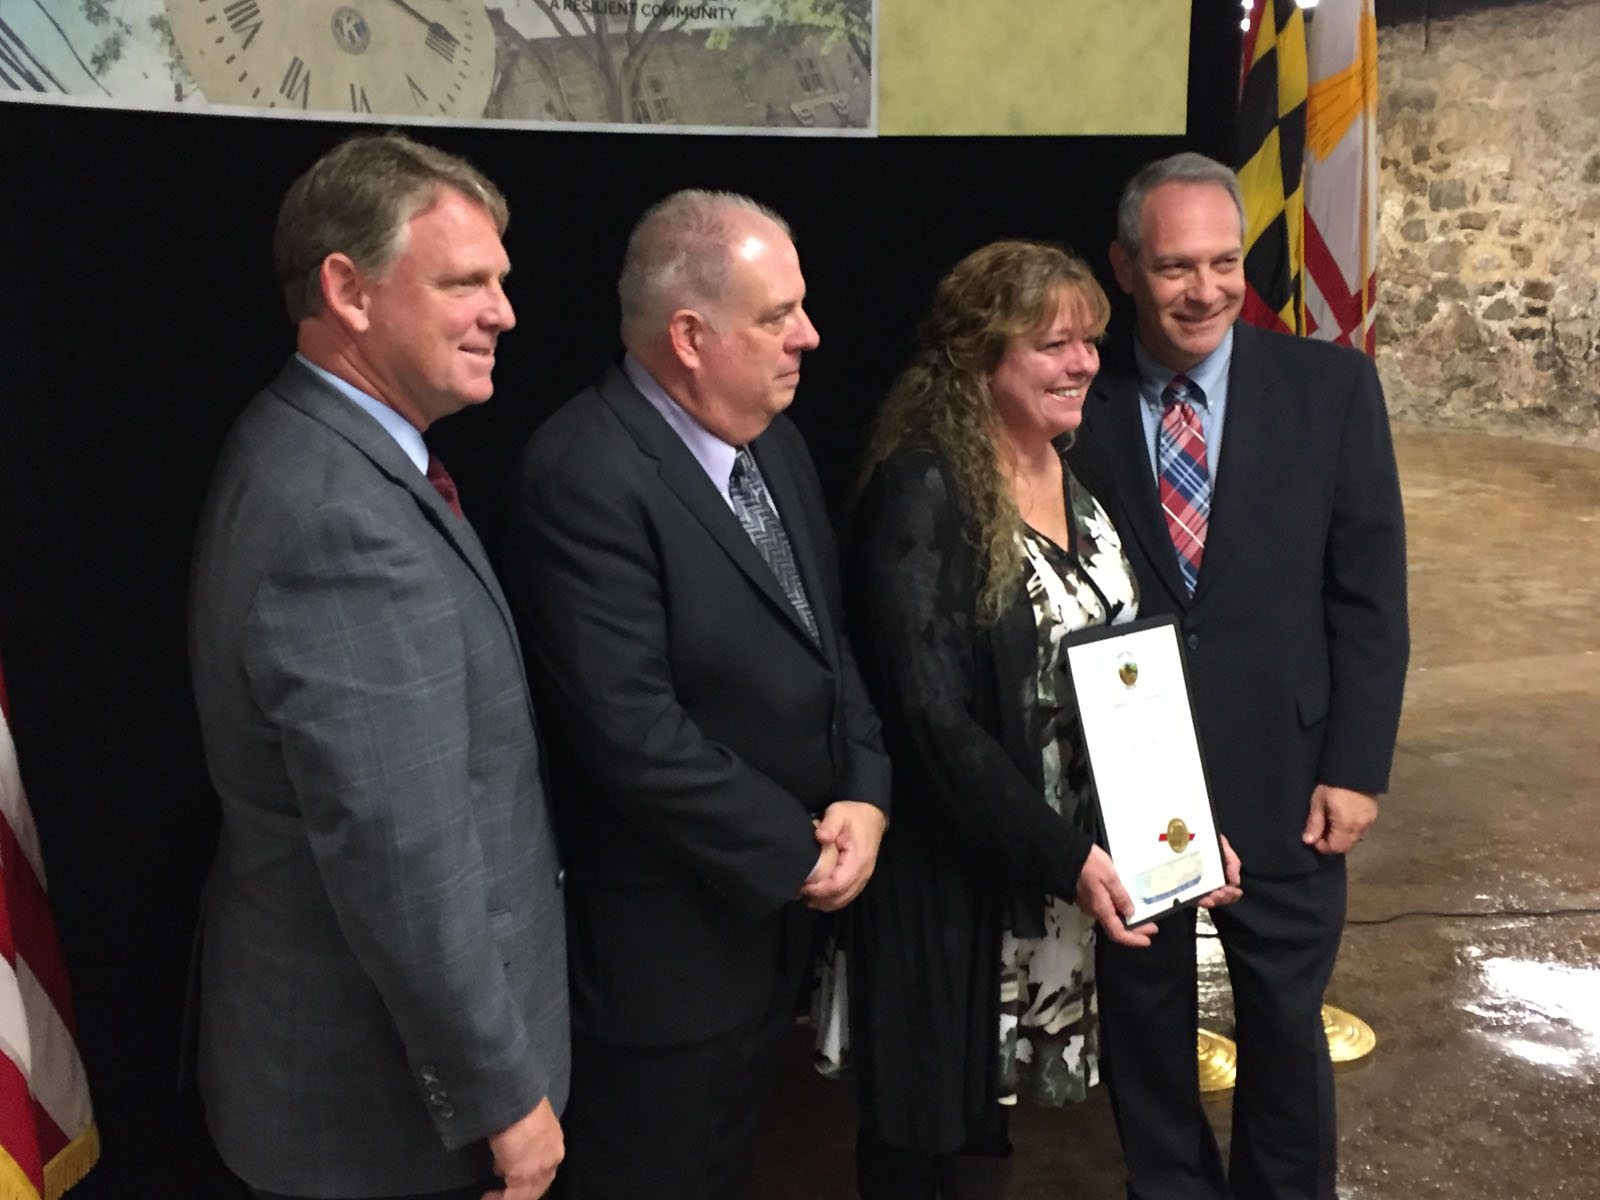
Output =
[{"x1": 188, "y1": 357, "x2": 568, "y2": 1196}]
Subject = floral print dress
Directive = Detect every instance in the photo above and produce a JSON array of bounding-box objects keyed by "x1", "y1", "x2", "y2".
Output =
[{"x1": 995, "y1": 470, "x2": 1138, "y2": 1108}]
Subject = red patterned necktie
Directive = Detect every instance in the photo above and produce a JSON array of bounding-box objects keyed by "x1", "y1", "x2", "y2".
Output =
[
  {"x1": 425, "y1": 454, "x2": 464, "y2": 519},
  {"x1": 1157, "y1": 376, "x2": 1209, "y2": 594}
]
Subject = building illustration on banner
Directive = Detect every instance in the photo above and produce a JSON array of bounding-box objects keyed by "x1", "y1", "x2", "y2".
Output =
[{"x1": 0, "y1": 0, "x2": 873, "y2": 132}]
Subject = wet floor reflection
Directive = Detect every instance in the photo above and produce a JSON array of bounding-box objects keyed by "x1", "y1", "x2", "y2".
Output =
[
  {"x1": 754, "y1": 428, "x2": 1600, "y2": 1200},
  {"x1": 1460, "y1": 949, "x2": 1600, "y2": 1075},
  {"x1": 1196, "y1": 909, "x2": 1234, "y2": 1028}
]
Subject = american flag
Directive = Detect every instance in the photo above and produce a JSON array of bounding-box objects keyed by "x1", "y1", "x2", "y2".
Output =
[{"x1": 0, "y1": 655, "x2": 98, "y2": 1199}]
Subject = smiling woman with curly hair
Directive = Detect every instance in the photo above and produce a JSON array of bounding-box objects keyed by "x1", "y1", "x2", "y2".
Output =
[{"x1": 838, "y1": 240, "x2": 1239, "y2": 1199}]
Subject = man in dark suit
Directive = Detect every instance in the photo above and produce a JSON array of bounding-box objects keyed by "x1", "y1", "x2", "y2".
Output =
[
  {"x1": 189, "y1": 134, "x2": 568, "y2": 1200},
  {"x1": 1069, "y1": 152, "x2": 1409, "y2": 1200},
  {"x1": 505, "y1": 190, "x2": 891, "y2": 1199}
]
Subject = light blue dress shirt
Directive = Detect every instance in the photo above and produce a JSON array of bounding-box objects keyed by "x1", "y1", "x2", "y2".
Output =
[
  {"x1": 1134, "y1": 327, "x2": 1234, "y2": 482},
  {"x1": 296, "y1": 353, "x2": 429, "y2": 475}
]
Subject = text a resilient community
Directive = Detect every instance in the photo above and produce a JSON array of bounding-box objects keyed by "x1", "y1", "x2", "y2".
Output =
[{"x1": 554, "y1": 0, "x2": 739, "y2": 17}]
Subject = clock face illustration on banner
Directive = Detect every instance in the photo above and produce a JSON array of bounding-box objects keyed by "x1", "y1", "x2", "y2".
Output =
[{"x1": 164, "y1": 0, "x2": 495, "y2": 119}]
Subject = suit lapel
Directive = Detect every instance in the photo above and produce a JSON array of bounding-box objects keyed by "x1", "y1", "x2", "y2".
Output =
[
  {"x1": 270, "y1": 359, "x2": 518, "y2": 635},
  {"x1": 1085, "y1": 366, "x2": 1191, "y2": 609},
  {"x1": 596, "y1": 368, "x2": 829, "y2": 661},
  {"x1": 1194, "y1": 323, "x2": 1287, "y2": 600}
]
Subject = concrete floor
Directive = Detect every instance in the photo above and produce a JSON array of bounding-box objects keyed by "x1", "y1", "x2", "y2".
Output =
[{"x1": 753, "y1": 425, "x2": 1600, "y2": 1199}]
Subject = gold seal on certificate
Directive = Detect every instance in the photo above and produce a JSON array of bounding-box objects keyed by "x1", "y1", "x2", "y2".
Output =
[
  {"x1": 1117, "y1": 652, "x2": 1139, "y2": 688},
  {"x1": 1165, "y1": 818, "x2": 1191, "y2": 854},
  {"x1": 1062, "y1": 615, "x2": 1227, "y2": 925}
]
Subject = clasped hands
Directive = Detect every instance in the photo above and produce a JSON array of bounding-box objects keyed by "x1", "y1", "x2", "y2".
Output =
[{"x1": 797, "y1": 800, "x2": 887, "y2": 911}]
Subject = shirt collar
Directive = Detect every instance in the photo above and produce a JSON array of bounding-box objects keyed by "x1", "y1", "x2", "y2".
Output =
[
  {"x1": 296, "y1": 353, "x2": 429, "y2": 474},
  {"x1": 1133, "y1": 325, "x2": 1234, "y2": 410},
  {"x1": 623, "y1": 353, "x2": 740, "y2": 499}
]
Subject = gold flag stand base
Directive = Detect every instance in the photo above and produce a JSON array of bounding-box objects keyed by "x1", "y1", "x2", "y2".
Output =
[
  {"x1": 1196, "y1": 1028, "x2": 1238, "y2": 1092},
  {"x1": 1197, "y1": 1005, "x2": 1376, "y2": 1094},
  {"x1": 1322, "y1": 1003, "x2": 1378, "y2": 1063}
]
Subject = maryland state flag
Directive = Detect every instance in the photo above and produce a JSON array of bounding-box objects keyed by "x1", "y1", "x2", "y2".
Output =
[
  {"x1": 1303, "y1": 0, "x2": 1381, "y2": 353},
  {"x1": 0, "y1": 657, "x2": 98, "y2": 1200},
  {"x1": 1238, "y1": 0, "x2": 1380, "y2": 354},
  {"x1": 1236, "y1": 0, "x2": 1309, "y2": 336}
]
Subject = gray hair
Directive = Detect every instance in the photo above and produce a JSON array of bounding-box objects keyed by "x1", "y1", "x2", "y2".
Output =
[
  {"x1": 617, "y1": 189, "x2": 791, "y2": 339},
  {"x1": 274, "y1": 132, "x2": 509, "y2": 325},
  {"x1": 1115, "y1": 152, "x2": 1246, "y2": 258}
]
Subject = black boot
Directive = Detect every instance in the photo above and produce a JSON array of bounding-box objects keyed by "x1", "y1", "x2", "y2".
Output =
[
  {"x1": 936, "y1": 1150, "x2": 1014, "y2": 1200},
  {"x1": 856, "y1": 1128, "x2": 939, "y2": 1200}
]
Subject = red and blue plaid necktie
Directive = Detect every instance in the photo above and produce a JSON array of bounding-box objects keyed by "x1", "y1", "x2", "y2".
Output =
[{"x1": 1157, "y1": 376, "x2": 1209, "y2": 594}]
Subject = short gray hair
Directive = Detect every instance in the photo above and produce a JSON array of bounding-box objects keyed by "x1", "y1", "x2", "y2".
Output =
[
  {"x1": 274, "y1": 132, "x2": 509, "y2": 325},
  {"x1": 1115, "y1": 152, "x2": 1246, "y2": 258},
  {"x1": 617, "y1": 190, "x2": 791, "y2": 339}
]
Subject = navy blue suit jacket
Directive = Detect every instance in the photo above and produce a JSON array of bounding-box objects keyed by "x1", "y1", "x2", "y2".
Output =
[
  {"x1": 504, "y1": 365, "x2": 890, "y2": 1045},
  {"x1": 1070, "y1": 323, "x2": 1408, "y2": 875}
]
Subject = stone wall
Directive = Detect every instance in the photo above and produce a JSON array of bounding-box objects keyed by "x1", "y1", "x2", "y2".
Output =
[{"x1": 1376, "y1": 0, "x2": 1600, "y2": 445}]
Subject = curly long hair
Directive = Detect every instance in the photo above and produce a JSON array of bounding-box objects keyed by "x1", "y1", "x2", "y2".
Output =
[{"x1": 860, "y1": 240, "x2": 1110, "y2": 625}]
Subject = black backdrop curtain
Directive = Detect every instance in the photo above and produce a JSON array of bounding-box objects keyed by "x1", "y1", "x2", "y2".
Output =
[{"x1": 0, "y1": 5, "x2": 1238, "y2": 1192}]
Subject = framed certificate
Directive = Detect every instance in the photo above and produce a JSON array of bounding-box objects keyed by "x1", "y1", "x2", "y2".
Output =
[{"x1": 1063, "y1": 614, "x2": 1226, "y2": 926}]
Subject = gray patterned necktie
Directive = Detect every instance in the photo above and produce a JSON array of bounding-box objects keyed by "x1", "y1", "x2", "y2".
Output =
[{"x1": 729, "y1": 447, "x2": 820, "y2": 644}]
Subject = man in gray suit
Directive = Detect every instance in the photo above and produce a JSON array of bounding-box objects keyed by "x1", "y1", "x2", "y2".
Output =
[{"x1": 189, "y1": 134, "x2": 568, "y2": 1200}]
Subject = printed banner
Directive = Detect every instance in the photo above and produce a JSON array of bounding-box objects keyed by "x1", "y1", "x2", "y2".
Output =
[{"x1": 0, "y1": 0, "x2": 875, "y2": 133}]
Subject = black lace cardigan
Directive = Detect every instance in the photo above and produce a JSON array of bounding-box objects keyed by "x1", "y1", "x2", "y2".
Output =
[{"x1": 845, "y1": 440, "x2": 1100, "y2": 1152}]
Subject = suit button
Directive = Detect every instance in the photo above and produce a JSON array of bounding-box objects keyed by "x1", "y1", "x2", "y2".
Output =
[
  {"x1": 556, "y1": 868, "x2": 566, "y2": 887},
  {"x1": 1185, "y1": 634, "x2": 1200, "y2": 651}
]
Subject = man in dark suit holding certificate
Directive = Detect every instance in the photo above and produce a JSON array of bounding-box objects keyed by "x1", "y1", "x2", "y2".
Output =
[
  {"x1": 189, "y1": 134, "x2": 567, "y2": 1200},
  {"x1": 1069, "y1": 152, "x2": 1409, "y2": 1200},
  {"x1": 505, "y1": 190, "x2": 890, "y2": 1200}
]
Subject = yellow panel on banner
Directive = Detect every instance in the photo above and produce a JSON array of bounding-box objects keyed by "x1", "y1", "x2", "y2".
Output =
[{"x1": 878, "y1": 0, "x2": 1191, "y2": 135}]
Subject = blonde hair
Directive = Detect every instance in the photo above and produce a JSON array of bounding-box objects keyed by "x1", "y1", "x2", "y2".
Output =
[
  {"x1": 860, "y1": 240, "x2": 1110, "y2": 624},
  {"x1": 274, "y1": 132, "x2": 508, "y2": 325}
]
